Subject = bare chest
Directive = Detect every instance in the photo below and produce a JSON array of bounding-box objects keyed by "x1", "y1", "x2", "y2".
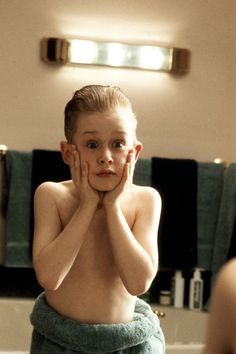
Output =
[{"x1": 59, "y1": 200, "x2": 135, "y2": 272}]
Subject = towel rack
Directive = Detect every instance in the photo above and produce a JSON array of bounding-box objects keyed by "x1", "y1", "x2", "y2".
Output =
[
  {"x1": 0, "y1": 145, "x2": 8, "y2": 160},
  {"x1": 214, "y1": 158, "x2": 228, "y2": 168}
]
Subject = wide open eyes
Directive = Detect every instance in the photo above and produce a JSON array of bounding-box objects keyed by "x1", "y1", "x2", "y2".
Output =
[
  {"x1": 112, "y1": 140, "x2": 126, "y2": 149},
  {"x1": 86, "y1": 141, "x2": 99, "y2": 149},
  {"x1": 86, "y1": 140, "x2": 126, "y2": 150}
]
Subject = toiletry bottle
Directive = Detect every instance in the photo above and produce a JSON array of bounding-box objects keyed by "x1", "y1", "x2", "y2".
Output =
[
  {"x1": 189, "y1": 268, "x2": 204, "y2": 311},
  {"x1": 172, "y1": 270, "x2": 185, "y2": 308},
  {"x1": 159, "y1": 290, "x2": 171, "y2": 306}
]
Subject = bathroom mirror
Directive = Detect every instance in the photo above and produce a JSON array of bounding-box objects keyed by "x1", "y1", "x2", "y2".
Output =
[{"x1": 0, "y1": 1, "x2": 235, "y2": 353}]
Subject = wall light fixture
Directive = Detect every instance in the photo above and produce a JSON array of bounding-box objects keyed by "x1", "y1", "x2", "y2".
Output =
[{"x1": 41, "y1": 37, "x2": 191, "y2": 74}]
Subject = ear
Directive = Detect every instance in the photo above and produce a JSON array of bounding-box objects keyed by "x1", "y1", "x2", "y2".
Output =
[
  {"x1": 60, "y1": 141, "x2": 71, "y2": 165},
  {"x1": 133, "y1": 141, "x2": 143, "y2": 161}
]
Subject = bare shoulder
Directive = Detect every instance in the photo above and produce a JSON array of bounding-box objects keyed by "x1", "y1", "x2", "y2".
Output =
[
  {"x1": 221, "y1": 258, "x2": 236, "y2": 278},
  {"x1": 34, "y1": 181, "x2": 70, "y2": 200},
  {"x1": 34, "y1": 181, "x2": 73, "y2": 215},
  {"x1": 204, "y1": 259, "x2": 236, "y2": 353},
  {"x1": 33, "y1": 181, "x2": 73, "y2": 234},
  {"x1": 131, "y1": 184, "x2": 161, "y2": 206},
  {"x1": 209, "y1": 259, "x2": 236, "y2": 331},
  {"x1": 214, "y1": 258, "x2": 236, "y2": 301},
  {"x1": 128, "y1": 185, "x2": 162, "y2": 222}
]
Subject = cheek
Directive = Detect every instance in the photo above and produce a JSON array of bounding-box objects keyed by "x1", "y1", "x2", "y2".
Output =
[
  {"x1": 78, "y1": 149, "x2": 92, "y2": 163},
  {"x1": 114, "y1": 151, "x2": 128, "y2": 168}
]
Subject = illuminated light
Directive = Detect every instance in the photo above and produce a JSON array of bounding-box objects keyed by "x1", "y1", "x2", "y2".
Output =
[
  {"x1": 139, "y1": 46, "x2": 167, "y2": 70},
  {"x1": 69, "y1": 40, "x2": 98, "y2": 64},
  {"x1": 106, "y1": 43, "x2": 126, "y2": 67},
  {"x1": 40, "y1": 37, "x2": 191, "y2": 74}
]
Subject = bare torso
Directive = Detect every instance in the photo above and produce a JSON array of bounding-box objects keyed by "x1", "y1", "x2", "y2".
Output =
[{"x1": 45, "y1": 181, "x2": 137, "y2": 324}]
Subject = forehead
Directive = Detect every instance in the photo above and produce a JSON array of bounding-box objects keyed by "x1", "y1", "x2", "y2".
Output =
[{"x1": 76, "y1": 112, "x2": 135, "y2": 136}]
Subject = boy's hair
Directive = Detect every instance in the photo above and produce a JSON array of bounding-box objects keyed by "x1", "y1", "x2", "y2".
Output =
[{"x1": 64, "y1": 85, "x2": 137, "y2": 143}]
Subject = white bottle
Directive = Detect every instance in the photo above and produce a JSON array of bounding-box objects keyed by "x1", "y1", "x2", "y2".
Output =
[
  {"x1": 172, "y1": 270, "x2": 185, "y2": 308},
  {"x1": 189, "y1": 269, "x2": 204, "y2": 311}
]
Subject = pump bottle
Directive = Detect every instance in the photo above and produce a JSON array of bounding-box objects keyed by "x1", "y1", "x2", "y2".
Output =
[
  {"x1": 172, "y1": 270, "x2": 185, "y2": 308},
  {"x1": 189, "y1": 269, "x2": 204, "y2": 310}
]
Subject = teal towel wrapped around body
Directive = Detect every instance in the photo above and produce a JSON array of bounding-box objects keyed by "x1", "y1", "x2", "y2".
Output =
[{"x1": 30, "y1": 293, "x2": 165, "y2": 354}]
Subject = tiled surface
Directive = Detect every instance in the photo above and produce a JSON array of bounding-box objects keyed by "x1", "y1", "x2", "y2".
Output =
[
  {"x1": 0, "y1": 352, "x2": 28, "y2": 354},
  {"x1": 0, "y1": 298, "x2": 33, "y2": 352}
]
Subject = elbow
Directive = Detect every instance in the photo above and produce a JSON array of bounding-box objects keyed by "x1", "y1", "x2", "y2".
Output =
[
  {"x1": 125, "y1": 266, "x2": 158, "y2": 296},
  {"x1": 34, "y1": 263, "x2": 62, "y2": 291},
  {"x1": 36, "y1": 272, "x2": 61, "y2": 291},
  {"x1": 126, "y1": 277, "x2": 154, "y2": 297},
  {"x1": 127, "y1": 282, "x2": 151, "y2": 297}
]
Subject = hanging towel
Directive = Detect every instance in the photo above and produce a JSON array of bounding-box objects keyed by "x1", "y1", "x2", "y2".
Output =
[
  {"x1": 30, "y1": 293, "x2": 165, "y2": 354},
  {"x1": 3, "y1": 150, "x2": 33, "y2": 267},
  {"x1": 151, "y1": 157, "x2": 198, "y2": 269},
  {"x1": 211, "y1": 163, "x2": 236, "y2": 281},
  {"x1": 31, "y1": 149, "x2": 70, "y2": 194},
  {"x1": 30, "y1": 149, "x2": 71, "y2": 245},
  {"x1": 197, "y1": 162, "x2": 224, "y2": 270},
  {"x1": 0, "y1": 160, "x2": 6, "y2": 265},
  {"x1": 227, "y1": 216, "x2": 236, "y2": 260},
  {"x1": 133, "y1": 158, "x2": 151, "y2": 186}
]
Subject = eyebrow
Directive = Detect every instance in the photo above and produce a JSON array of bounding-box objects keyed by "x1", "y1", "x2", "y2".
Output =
[
  {"x1": 80, "y1": 130, "x2": 128, "y2": 136},
  {"x1": 80, "y1": 131, "x2": 98, "y2": 136}
]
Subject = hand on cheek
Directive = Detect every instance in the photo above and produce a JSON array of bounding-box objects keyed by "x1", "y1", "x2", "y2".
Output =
[
  {"x1": 126, "y1": 148, "x2": 135, "y2": 183},
  {"x1": 69, "y1": 145, "x2": 99, "y2": 208},
  {"x1": 103, "y1": 149, "x2": 135, "y2": 207}
]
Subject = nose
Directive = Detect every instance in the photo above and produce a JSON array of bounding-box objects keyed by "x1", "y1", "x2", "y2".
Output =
[{"x1": 98, "y1": 148, "x2": 113, "y2": 165}]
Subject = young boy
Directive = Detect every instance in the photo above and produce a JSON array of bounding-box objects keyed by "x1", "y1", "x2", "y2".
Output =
[{"x1": 30, "y1": 85, "x2": 165, "y2": 353}]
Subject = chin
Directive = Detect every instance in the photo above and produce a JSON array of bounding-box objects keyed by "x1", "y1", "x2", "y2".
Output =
[
  {"x1": 90, "y1": 180, "x2": 118, "y2": 192},
  {"x1": 93, "y1": 185, "x2": 115, "y2": 192}
]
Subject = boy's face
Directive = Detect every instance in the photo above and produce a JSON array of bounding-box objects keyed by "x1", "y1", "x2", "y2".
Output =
[{"x1": 70, "y1": 111, "x2": 141, "y2": 192}]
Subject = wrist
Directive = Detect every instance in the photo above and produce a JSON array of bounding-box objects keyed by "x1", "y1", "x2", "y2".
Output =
[
  {"x1": 79, "y1": 199, "x2": 98, "y2": 213},
  {"x1": 103, "y1": 201, "x2": 120, "y2": 214}
]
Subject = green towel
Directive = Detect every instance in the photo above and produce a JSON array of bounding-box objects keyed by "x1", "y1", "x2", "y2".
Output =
[
  {"x1": 197, "y1": 162, "x2": 224, "y2": 270},
  {"x1": 3, "y1": 150, "x2": 33, "y2": 267},
  {"x1": 30, "y1": 293, "x2": 165, "y2": 353},
  {"x1": 133, "y1": 158, "x2": 151, "y2": 186},
  {"x1": 211, "y1": 163, "x2": 236, "y2": 281}
]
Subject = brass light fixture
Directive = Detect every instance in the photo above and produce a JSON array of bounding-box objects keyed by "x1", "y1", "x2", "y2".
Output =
[{"x1": 41, "y1": 37, "x2": 191, "y2": 74}]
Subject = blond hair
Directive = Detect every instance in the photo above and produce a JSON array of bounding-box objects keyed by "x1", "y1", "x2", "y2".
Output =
[{"x1": 64, "y1": 85, "x2": 137, "y2": 142}]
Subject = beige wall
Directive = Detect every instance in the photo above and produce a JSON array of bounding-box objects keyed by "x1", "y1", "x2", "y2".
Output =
[{"x1": 0, "y1": 0, "x2": 235, "y2": 162}]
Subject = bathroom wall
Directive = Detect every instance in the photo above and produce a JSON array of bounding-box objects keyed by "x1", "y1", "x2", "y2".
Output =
[{"x1": 0, "y1": 0, "x2": 235, "y2": 162}]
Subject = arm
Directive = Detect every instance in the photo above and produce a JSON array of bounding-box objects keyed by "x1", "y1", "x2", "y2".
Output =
[
  {"x1": 33, "y1": 151, "x2": 99, "y2": 291},
  {"x1": 202, "y1": 259, "x2": 236, "y2": 354},
  {"x1": 105, "y1": 187, "x2": 161, "y2": 296},
  {"x1": 33, "y1": 183, "x2": 97, "y2": 291},
  {"x1": 103, "y1": 152, "x2": 161, "y2": 296}
]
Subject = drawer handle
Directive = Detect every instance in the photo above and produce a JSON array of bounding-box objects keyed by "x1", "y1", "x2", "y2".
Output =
[{"x1": 153, "y1": 310, "x2": 166, "y2": 318}]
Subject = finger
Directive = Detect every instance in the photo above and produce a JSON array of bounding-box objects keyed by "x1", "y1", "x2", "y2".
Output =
[
  {"x1": 127, "y1": 149, "x2": 135, "y2": 162},
  {"x1": 81, "y1": 161, "x2": 88, "y2": 179},
  {"x1": 82, "y1": 161, "x2": 93, "y2": 191},
  {"x1": 128, "y1": 150, "x2": 135, "y2": 179},
  {"x1": 69, "y1": 146, "x2": 76, "y2": 183},
  {"x1": 120, "y1": 162, "x2": 130, "y2": 190},
  {"x1": 73, "y1": 149, "x2": 81, "y2": 183}
]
